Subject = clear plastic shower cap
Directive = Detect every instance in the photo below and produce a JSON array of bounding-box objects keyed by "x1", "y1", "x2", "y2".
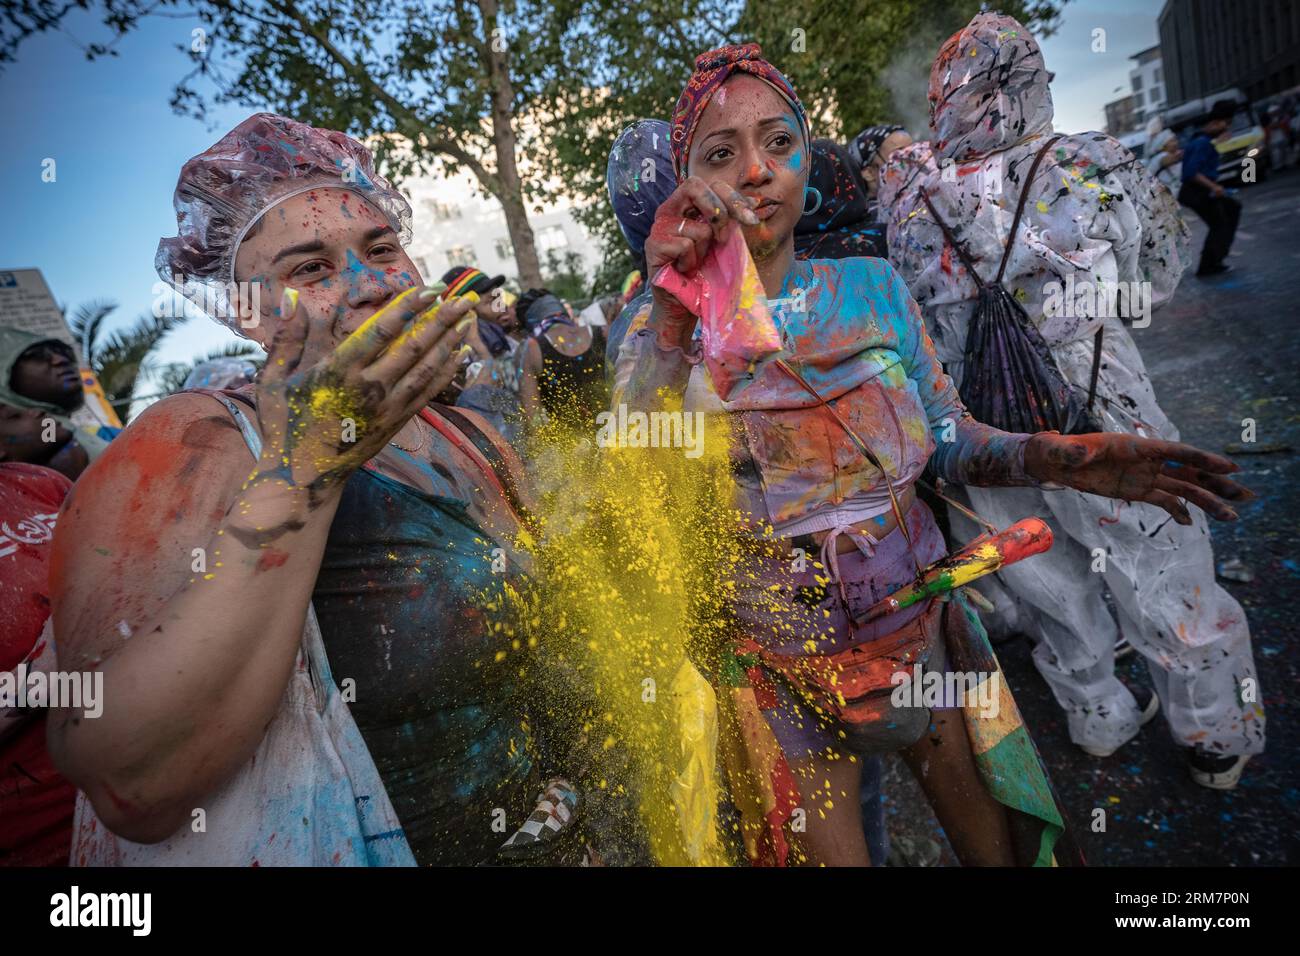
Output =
[{"x1": 155, "y1": 112, "x2": 413, "y2": 331}]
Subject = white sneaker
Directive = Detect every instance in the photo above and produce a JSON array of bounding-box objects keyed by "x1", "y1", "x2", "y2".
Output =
[
  {"x1": 1188, "y1": 751, "x2": 1251, "y2": 790},
  {"x1": 1079, "y1": 685, "x2": 1160, "y2": 758}
]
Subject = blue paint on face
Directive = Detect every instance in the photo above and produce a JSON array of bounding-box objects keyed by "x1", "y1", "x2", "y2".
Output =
[{"x1": 344, "y1": 248, "x2": 390, "y2": 299}]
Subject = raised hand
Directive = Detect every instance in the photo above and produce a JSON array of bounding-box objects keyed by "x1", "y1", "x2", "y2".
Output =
[
  {"x1": 644, "y1": 176, "x2": 759, "y2": 348},
  {"x1": 241, "y1": 286, "x2": 476, "y2": 531},
  {"x1": 1024, "y1": 432, "x2": 1254, "y2": 524}
]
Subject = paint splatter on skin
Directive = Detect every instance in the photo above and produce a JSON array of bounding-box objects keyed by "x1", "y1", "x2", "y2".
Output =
[
  {"x1": 684, "y1": 76, "x2": 806, "y2": 269},
  {"x1": 255, "y1": 548, "x2": 290, "y2": 572}
]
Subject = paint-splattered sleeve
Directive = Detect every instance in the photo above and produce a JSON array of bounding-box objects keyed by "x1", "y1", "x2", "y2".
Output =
[
  {"x1": 609, "y1": 300, "x2": 701, "y2": 412},
  {"x1": 883, "y1": 262, "x2": 1040, "y2": 487}
]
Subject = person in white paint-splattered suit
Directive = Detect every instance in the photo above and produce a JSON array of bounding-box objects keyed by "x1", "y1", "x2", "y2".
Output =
[{"x1": 884, "y1": 13, "x2": 1264, "y2": 787}]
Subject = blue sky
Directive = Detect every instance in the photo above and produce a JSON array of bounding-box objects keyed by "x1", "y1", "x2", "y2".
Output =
[{"x1": 0, "y1": 1, "x2": 1162, "y2": 375}]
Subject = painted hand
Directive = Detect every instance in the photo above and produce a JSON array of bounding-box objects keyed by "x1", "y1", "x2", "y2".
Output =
[
  {"x1": 1024, "y1": 432, "x2": 1253, "y2": 524},
  {"x1": 246, "y1": 286, "x2": 475, "y2": 514},
  {"x1": 644, "y1": 176, "x2": 759, "y2": 349}
]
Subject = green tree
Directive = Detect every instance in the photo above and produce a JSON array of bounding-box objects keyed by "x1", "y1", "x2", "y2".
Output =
[
  {"x1": 542, "y1": 1, "x2": 1066, "y2": 290},
  {"x1": 736, "y1": 1, "x2": 1067, "y2": 140},
  {"x1": 4, "y1": 1, "x2": 1065, "y2": 295},
  {"x1": 540, "y1": 249, "x2": 591, "y2": 306},
  {"x1": 2, "y1": 0, "x2": 741, "y2": 289}
]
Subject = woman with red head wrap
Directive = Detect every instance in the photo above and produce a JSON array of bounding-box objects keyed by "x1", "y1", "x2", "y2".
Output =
[{"x1": 612, "y1": 43, "x2": 1253, "y2": 866}]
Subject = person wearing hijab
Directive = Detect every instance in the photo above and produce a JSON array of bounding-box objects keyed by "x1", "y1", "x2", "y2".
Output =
[
  {"x1": 886, "y1": 13, "x2": 1263, "y2": 788},
  {"x1": 605, "y1": 120, "x2": 677, "y2": 379},
  {"x1": 849, "y1": 124, "x2": 915, "y2": 205},
  {"x1": 611, "y1": 42, "x2": 1251, "y2": 865},
  {"x1": 792, "y1": 138, "x2": 887, "y2": 260}
]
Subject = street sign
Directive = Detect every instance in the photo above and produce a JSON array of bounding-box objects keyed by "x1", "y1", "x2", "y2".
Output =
[{"x1": 0, "y1": 268, "x2": 78, "y2": 352}]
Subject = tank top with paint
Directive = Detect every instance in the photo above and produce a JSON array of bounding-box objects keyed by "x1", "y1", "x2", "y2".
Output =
[{"x1": 310, "y1": 443, "x2": 537, "y2": 865}]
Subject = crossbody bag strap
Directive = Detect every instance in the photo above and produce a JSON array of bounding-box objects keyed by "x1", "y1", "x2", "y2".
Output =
[
  {"x1": 921, "y1": 191, "x2": 988, "y2": 288},
  {"x1": 774, "y1": 359, "x2": 1001, "y2": 550},
  {"x1": 1086, "y1": 325, "x2": 1105, "y2": 412},
  {"x1": 773, "y1": 358, "x2": 925, "y2": 578},
  {"x1": 996, "y1": 133, "x2": 1062, "y2": 284},
  {"x1": 428, "y1": 403, "x2": 533, "y2": 528}
]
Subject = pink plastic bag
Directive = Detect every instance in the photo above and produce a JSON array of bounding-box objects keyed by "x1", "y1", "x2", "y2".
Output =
[{"x1": 652, "y1": 222, "x2": 782, "y2": 400}]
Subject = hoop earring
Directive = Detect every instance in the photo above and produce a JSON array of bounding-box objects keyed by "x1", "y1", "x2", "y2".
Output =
[{"x1": 802, "y1": 185, "x2": 823, "y2": 216}]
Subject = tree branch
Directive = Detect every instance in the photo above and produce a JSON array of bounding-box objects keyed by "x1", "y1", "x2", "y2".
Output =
[{"x1": 236, "y1": 0, "x2": 502, "y2": 195}]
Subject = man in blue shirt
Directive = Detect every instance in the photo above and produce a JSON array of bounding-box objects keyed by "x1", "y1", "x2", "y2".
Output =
[{"x1": 1178, "y1": 100, "x2": 1242, "y2": 277}]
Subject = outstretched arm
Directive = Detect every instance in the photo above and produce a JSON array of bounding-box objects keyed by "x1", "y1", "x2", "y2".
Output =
[{"x1": 887, "y1": 263, "x2": 1252, "y2": 523}]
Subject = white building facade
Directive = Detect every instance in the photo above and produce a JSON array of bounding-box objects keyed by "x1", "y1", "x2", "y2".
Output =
[
  {"x1": 1130, "y1": 45, "x2": 1168, "y2": 127},
  {"x1": 399, "y1": 165, "x2": 602, "y2": 289}
]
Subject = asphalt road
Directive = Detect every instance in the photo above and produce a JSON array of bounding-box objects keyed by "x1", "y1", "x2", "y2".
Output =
[{"x1": 881, "y1": 168, "x2": 1300, "y2": 867}]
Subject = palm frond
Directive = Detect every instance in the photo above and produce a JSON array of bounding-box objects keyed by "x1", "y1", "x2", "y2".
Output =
[
  {"x1": 96, "y1": 312, "x2": 184, "y2": 404},
  {"x1": 67, "y1": 299, "x2": 118, "y2": 361},
  {"x1": 201, "y1": 341, "x2": 262, "y2": 362}
]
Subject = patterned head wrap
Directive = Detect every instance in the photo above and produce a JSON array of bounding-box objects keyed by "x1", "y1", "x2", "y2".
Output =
[
  {"x1": 928, "y1": 13, "x2": 1054, "y2": 163},
  {"x1": 848, "y1": 124, "x2": 907, "y2": 172},
  {"x1": 670, "y1": 43, "x2": 810, "y2": 182}
]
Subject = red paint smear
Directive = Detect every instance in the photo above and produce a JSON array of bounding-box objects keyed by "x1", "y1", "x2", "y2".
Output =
[
  {"x1": 102, "y1": 781, "x2": 137, "y2": 816},
  {"x1": 256, "y1": 549, "x2": 290, "y2": 572},
  {"x1": 995, "y1": 517, "x2": 1054, "y2": 564}
]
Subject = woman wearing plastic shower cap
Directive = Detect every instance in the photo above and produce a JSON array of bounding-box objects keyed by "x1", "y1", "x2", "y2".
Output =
[
  {"x1": 47, "y1": 113, "x2": 594, "y2": 867},
  {"x1": 612, "y1": 43, "x2": 1254, "y2": 867}
]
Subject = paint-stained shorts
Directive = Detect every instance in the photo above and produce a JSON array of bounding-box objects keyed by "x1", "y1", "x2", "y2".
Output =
[{"x1": 731, "y1": 500, "x2": 950, "y2": 760}]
